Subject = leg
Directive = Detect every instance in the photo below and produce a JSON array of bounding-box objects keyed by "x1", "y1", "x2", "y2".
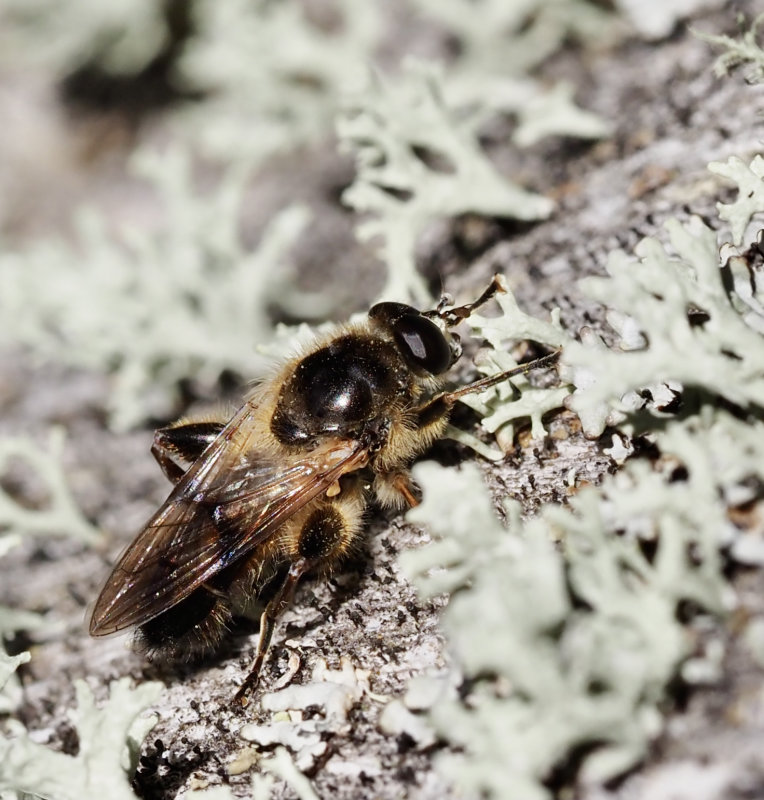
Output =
[
  {"x1": 401, "y1": 349, "x2": 561, "y2": 464},
  {"x1": 391, "y1": 474, "x2": 419, "y2": 507},
  {"x1": 426, "y1": 274, "x2": 505, "y2": 326},
  {"x1": 233, "y1": 490, "x2": 365, "y2": 705},
  {"x1": 413, "y1": 349, "x2": 561, "y2": 428},
  {"x1": 233, "y1": 559, "x2": 309, "y2": 705},
  {"x1": 152, "y1": 417, "x2": 227, "y2": 484},
  {"x1": 373, "y1": 470, "x2": 420, "y2": 509}
]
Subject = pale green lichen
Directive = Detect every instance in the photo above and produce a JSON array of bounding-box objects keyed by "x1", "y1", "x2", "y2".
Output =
[
  {"x1": 410, "y1": 0, "x2": 614, "y2": 146},
  {"x1": 0, "y1": 536, "x2": 33, "y2": 717},
  {"x1": 564, "y1": 215, "x2": 764, "y2": 437},
  {"x1": 0, "y1": 0, "x2": 169, "y2": 76},
  {"x1": 0, "y1": 147, "x2": 313, "y2": 430},
  {"x1": 410, "y1": 0, "x2": 613, "y2": 76},
  {"x1": 658, "y1": 411, "x2": 764, "y2": 568},
  {"x1": 240, "y1": 658, "x2": 373, "y2": 774},
  {"x1": 192, "y1": 748, "x2": 317, "y2": 800},
  {"x1": 0, "y1": 648, "x2": 30, "y2": 717},
  {"x1": 455, "y1": 274, "x2": 571, "y2": 451},
  {"x1": 260, "y1": 748, "x2": 320, "y2": 800},
  {"x1": 338, "y1": 63, "x2": 555, "y2": 304},
  {"x1": 0, "y1": 435, "x2": 101, "y2": 715},
  {"x1": 417, "y1": 397, "x2": 759, "y2": 790},
  {"x1": 397, "y1": 137, "x2": 764, "y2": 795},
  {"x1": 616, "y1": 0, "x2": 710, "y2": 40},
  {"x1": 708, "y1": 154, "x2": 764, "y2": 245},
  {"x1": 0, "y1": 602, "x2": 45, "y2": 642},
  {"x1": 174, "y1": 0, "x2": 381, "y2": 163},
  {"x1": 0, "y1": 428, "x2": 102, "y2": 546},
  {"x1": 402, "y1": 435, "x2": 741, "y2": 798},
  {"x1": 176, "y1": 0, "x2": 612, "y2": 163},
  {"x1": 511, "y1": 81, "x2": 613, "y2": 148},
  {"x1": 696, "y1": 12, "x2": 764, "y2": 83},
  {"x1": 744, "y1": 618, "x2": 764, "y2": 669},
  {"x1": 0, "y1": 678, "x2": 163, "y2": 800},
  {"x1": 186, "y1": 775, "x2": 275, "y2": 800}
]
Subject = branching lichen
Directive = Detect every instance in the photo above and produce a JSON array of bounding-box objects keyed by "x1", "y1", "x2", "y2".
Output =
[
  {"x1": 175, "y1": 0, "x2": 382, "y2": 163},
  {"x1": 0, "y1": 0, "x2": 170, "y2": 77},
  {"x1": 339, "y1": 63, "x2": 555, "y2": 304},
  {"x1": 0, "y1": 678, "x2": 162, "y2": 800},
  {"x1": 0, "y1": 147, "x2": 314, "y2": 430},
  {"x1": 696, "y1": 12, "x2": 764, "y2": 83},
  {"x1": 399, "y1": 134, "x2": 764, "y2": 794},
  {"x1": 260, "y1": 748, "x2": 320, "y2": 800},
  {"x1": 708, "y1": 154, "x2": 764, "y2": 245},
  {"x1": 410, "y1": 0, "x2": 614, "y2": 146},
  {"x1": 449, "y1": 275, "x2": 571, "y2": 454},
  {"x1": 564, "y1": 216, "x2": 764, "y2": 437},
  {"x1": 0, "y1": 647, "x2": 30, "y2": 717},
  {"x1": 410, "y1": 0, "x2": 613, "y2": 76},
  {"x1": 510, "y1": 81, "x2": 613, "y2": 148},
  {"x1": 0, "y1": 535, "x2": 33, "y2": 716},
  {"x1": 239, "y1": 658, "x2": 372, "y2": 775},
  {"x1": 616, "y1": 0, "x2": 710, "y2": 40},
  {"x1": 177, "y1": 0, "x2": 612, "y2": 162},
  {"x1": 0, "y1": 428, "x2": 102, "y2": 546},
  {"x1": 401, "y1": 439, "x2": 740, "y2": 798}
]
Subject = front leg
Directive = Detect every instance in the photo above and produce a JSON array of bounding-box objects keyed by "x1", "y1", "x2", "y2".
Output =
[{"x1": 409, "y1": 349, "x2": 561, "y2": 440}]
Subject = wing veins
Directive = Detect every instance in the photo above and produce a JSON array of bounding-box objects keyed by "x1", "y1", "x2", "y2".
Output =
[{"x1": 90, "y1": 429, "x2": 366, "y2": 635}]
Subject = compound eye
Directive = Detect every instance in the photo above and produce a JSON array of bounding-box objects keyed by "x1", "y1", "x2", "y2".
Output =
[{"x1": 392, "y1": 313, "x2": 452, "y2": 375}]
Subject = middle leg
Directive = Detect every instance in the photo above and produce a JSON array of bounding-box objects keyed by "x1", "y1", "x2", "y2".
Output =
[{"x1": 373, "y1": 470, "x2": 420, "y2": 509}]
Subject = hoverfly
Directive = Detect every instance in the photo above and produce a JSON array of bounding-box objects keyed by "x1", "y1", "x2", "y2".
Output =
[{"x1": 89, "y1": 277, "x2": 559, "y2": 704}]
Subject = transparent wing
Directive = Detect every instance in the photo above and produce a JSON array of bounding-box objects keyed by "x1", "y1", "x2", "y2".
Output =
[{"x1": 89, "y1": 403, "x2": 368, "y2": 635}]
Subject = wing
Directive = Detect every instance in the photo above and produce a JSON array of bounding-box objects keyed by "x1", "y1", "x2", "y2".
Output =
[{"x1": 89, "y1": 402, "x2": 369, "y2": 636}]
